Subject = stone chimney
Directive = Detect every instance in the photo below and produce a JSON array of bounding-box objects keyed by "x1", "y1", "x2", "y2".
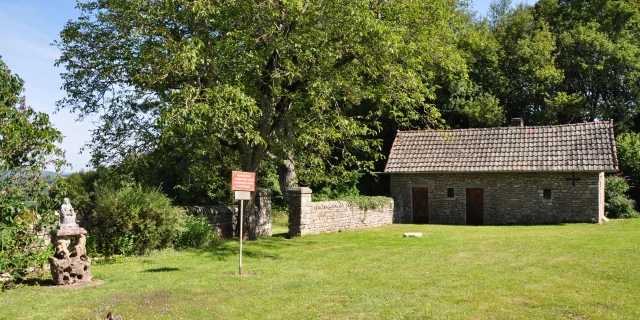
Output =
[{"x1": 511, "y1": 118, "x2": 524, "y2": 127}]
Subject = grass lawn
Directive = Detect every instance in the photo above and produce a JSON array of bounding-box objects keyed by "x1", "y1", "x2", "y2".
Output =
[{"x1": 2, "y1": 219, "x2": 640, "y2": 319}]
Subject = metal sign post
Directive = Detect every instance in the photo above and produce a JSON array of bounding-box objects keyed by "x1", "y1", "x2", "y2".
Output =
[
  {"x1": 232, "y1": 172, "x2": 254, "y2": 276},
  {"x1": 239, "y1": 198, "x2": 243, "y2": 275}
]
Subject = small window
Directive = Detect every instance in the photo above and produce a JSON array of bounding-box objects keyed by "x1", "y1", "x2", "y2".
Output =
[
  {"x1": 543, "y1": 189, "x2": 551, "y2": 199},
  {"x1": 447, "y1": 188, "x2": 455, "y2": 198}
]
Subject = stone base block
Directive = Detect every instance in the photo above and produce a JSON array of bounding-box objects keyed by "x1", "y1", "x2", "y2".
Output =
[
  {"x1": 404, "y1": 232, "x2": 423, "y2": 237},
  {"x1": 49, "y1": 256, "x2": 92, "y2": 285}
]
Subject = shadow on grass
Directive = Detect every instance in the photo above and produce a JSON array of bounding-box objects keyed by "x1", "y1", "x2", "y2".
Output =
[
  {"x1": 143, "y1": 267, "x2": 180, "y2": 273},
  {"x1": 183, "y1": 238, "x2": 311, "y2": 261},
  {"x1": 15, "y1": 278, "x2": 55, "y2": 287},
  {"x1": 199, "y1": 243, "x2": 283, "y2": 261},
  {"x1": 176, "y1": 233, "x2": 325, "y2": 262}
]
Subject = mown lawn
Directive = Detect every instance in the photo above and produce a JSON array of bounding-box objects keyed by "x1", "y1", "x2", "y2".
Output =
[{"x1": 2, "y1": 220, "x2": 640, "y2": 319}]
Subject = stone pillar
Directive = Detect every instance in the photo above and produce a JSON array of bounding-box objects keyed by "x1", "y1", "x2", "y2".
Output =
[
  {"x1": 287, "y1": 187, "x2": 313, "y2": 238},
  {"x1": 246, "y1": 189, "x2": 272, "y2": 240},
  {"x1": 49, "y1": 228, "x2": 92, "y2": 285},
  {"x1": 49, "y1": 199, "x2": 92, "y2": 285}
]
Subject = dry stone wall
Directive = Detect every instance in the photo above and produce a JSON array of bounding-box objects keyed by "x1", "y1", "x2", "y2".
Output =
[
  {"x1": 184, "y1": 205, "x2": 236, "y2": 238},
  {"x1": 184, "y1": 189, "x2": 272, "y2": 239},
  {"x1": 390, "y1": 172, "x2": 605, "y2": 225},
  {"x1": 287, "y1": 187, "x2": 394, "y2": 237}
]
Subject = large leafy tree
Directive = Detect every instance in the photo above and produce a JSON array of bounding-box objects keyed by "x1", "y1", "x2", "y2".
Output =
[
  {"x1": 447, "y1": 0, "x2": 640, "y2": 130},
  {"x1": 0, "y1": 56, "x2": 66, "y2": 280},
  {"x1": 56, "y1": 0, "x2": 466, "y2": 201},
  {"x1": 437, "y1": 2, "x2": 567, "y2": 129},
  {"x1": 536, "y1": 0, "x2": 640, "y2": 130}
]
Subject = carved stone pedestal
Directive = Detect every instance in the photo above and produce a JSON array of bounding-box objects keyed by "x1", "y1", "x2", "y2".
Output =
[{"x1": 49, "y1": 228, "x2": 92, "y2": 285}]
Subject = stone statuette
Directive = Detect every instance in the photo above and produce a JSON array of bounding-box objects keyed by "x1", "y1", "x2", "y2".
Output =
[
  {"x1": 58, "y1": 197, "x2": 79, "y2": 229},
  {"x1": 49, "y1": 198, "x2": 92, "y2": 285}
]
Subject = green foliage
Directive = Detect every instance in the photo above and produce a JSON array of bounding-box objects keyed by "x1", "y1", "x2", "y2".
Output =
[
  {"x1": 605, "y1": 176, "x2": 637, "y2": 219},
  {"x1": 56, "y1": 0, "x2": 467, "y2": 196},
  {"x1": 271, "y1": 205, "x2": 289, "y2": 231},
  {"x1": 112, "y1": 140, "x2": 238, "y2": 206},
  {"x1": 606, "y1": 196, "x2": 637, "y2": 219},
  {"x1": 446, "y1": 0, "x2": 640, "y2": 130},
  {"x1": 177, "y1": 215, "x2": 218, "y2": 248},
  {"x1": 337, "y1": 196, "x2": 393, "y2": 211},
  {"x1": 311, "y1": 171, "x2": 360, "y2": 201},
  {"x1": 615, "y1": 133, "x2": 640, "y2": 186},
  {"x1": 50, "y1": 170, "x2": 97, "y2": 215},
  {"x1": 0, "y1": 57, "x2": 67, "y2": 281},
  {"x1": 606, "y1": 176, "x2": 630, "y2": 196},
  {"x1": 538, "y1": 0, "x2": 640, "y2": 131},
  {"x1": 88, "y1": 184, "x2": 185, "y2": 256}
]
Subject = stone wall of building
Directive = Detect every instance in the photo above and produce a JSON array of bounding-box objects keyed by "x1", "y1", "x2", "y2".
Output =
[
  {"x1": 185, "y1": 189, "x2": 272, "y2": 239},
  {"x1": 390, "y1": 172, "x2": 605, "y2": 225},
  {"x1": 287, "y1": 187, "x2": 394, "y2": 237}
]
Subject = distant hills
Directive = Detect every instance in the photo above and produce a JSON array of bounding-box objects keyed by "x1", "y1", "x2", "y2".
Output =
[{"x1": 43, "y1": 171, "x2": 71, "y2": 184}]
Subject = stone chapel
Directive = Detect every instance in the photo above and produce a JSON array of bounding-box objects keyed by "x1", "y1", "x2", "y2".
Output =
[{"x1": 384, "y1": 119, "x2": 618, "y2": 225}]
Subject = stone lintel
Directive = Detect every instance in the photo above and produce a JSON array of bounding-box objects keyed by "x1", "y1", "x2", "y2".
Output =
[
  {"x1": 53, "y1": 228, "x2": 87, "y2": 236},
  {"x1": 287, "y1": 187, "x2": 313, "y2": 194}
]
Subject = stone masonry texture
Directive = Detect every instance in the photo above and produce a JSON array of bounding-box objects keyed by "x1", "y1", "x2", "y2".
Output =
[
  {"x1": 390, "y1": 172, "x2": 605, "y2": 225},
  {"x1": 287, "y1": 187, "x2": 394, "y2": 237},
  {"x1": 184, "y1": 189, "x2": 272, "y2": 239}
]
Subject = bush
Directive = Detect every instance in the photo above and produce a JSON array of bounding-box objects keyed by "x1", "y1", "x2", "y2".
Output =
[
  {"x1": 605, "y1": 176, "x2": 638, "y2": 219},
  {"x1": 177, "y1": 215, "x2": 217, "y2": 248},
  {"x1": 88, "y1": 184, "x2": 185, "y2": 256},
  {"x1": 605, "y1": 195, "x2": 637, "y2": 219}
]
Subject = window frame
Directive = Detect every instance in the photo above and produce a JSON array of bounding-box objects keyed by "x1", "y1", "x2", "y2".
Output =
[{"x1": 447, "y1": 188, "x2": 455, "y2": 198}]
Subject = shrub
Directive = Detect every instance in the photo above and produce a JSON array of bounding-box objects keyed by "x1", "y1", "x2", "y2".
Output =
[
  {"x1": 88, "y1": 184, "x2": 185, "y2": 256},
  {"x1": 605, "y1": 176, "x2": 638, "y2": 219},
  {"x1": 177, "y1": 215, "x2": 217, "y2": 248},
  {"x1": 605, "y1": 195, "x2": 637, "y2": 219}
]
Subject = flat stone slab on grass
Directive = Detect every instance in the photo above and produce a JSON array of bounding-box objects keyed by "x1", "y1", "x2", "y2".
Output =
[
  {"x1": 403, "y1": 232, "x2": 423, "y2": 238},
  {"x1": 51, "y1": 279, "x2": 104, "y2": 290}
]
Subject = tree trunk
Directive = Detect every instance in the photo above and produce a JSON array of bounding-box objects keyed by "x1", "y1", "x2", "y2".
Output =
[{"x1": 277, "y1": 157, "x2": 297, "y2": 205}]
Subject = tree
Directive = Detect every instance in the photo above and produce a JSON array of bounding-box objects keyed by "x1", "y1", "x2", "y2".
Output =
[
  {"x1": 615, "y1": 132, "x2": 640, "y2": 185},
  {"x1": 56, "y1": 0, "x2": 467, "y2": 200},
  {"x1": 536, "y1": 0, "x2": 640, "y2": 131},
  {"x1": 0, "y1": 56, "x2": 67, "y2": 280},
  {"x1": 450, "y1": 0, "x2": 640, "y2": 130},
  {"x1": 437, "y1": 6, "x2": 506, "y2": 129},
  {"x1": 438, "y1": 2, "x2": 568, "y2": 129}
]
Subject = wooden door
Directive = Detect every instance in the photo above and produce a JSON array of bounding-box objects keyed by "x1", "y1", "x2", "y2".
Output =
[
  {"x1": 466, "y1": 188, "x2": 484, "y2": 226},
  {"x1": 412, "y1": 187, "x2": 429, "y2": 224}
]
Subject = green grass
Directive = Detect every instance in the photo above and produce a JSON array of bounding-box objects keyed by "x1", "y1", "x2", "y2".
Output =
[{"x1": 3, "y1": 220, "x2": 640, "y2": 319}]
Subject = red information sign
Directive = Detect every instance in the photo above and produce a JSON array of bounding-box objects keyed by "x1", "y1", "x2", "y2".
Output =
[{"x1": 232, "y1": 171, "x2": 255, "y2": 191}]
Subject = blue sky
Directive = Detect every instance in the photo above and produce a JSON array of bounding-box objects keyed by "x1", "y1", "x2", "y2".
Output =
[{"x1": 0, "y1": 0, "x2": 525, "y2": 172}]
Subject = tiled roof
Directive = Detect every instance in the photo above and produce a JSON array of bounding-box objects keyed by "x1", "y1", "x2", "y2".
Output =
[{"x1": 384, "y1": 122, "x2": 618, "y2": 173}]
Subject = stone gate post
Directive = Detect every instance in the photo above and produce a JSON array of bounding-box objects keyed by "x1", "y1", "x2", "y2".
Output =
[
  {"x1": 245, "y1": 189, "x2": 272, "y2": 240},
  {"x1": 287, "y1": 187, "x2": 313, "y2": 238}
]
